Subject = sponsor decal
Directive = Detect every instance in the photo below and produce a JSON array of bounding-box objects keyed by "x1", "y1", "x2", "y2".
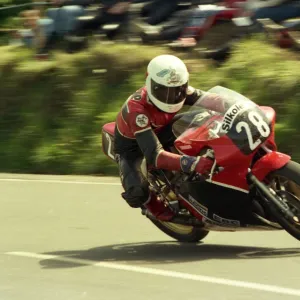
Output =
[
  {"x1": 182, "y1": 158, "x2": 188, "y2": 166},
  {"x1": 167, "y1": 68, "x2": 182, "y2": 84},
  {"x1": 188, "y1": 195, "x2": 208, "y2": 217},
  {"x1": 132, "y1": 92, "x2": 142, "y2": 101},
  {"x1": 220, "y1": 102, "x2": 252, "y2": 133},
  {"x1": 135, "y1": 114, "x2": 149, "y2": 128},
  {"x1": 202, "y1": 217, "x2": 222, "y2": 227},
  {"x1": 202, "y1": 217, "x2": 238, "y2": 231},
  {"x1": 133, "y1": 95, "x2": 142, "y2": 101},
  {"x1": 156, "y1": 67, "x2": 182, "y2": 85},
  {"x1": 213, "y1": 213, "x2": 241, "y2": 227},
  {"x1": 156, "y1": 69, "x2": 171, "y2": 77},
  {"x1": 179, "y1": 145, "x2": 192, "y2": 150}
]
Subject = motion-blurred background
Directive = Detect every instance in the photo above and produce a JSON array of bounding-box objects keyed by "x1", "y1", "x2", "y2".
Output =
[{"x1": 1, "y1": 0, "x2": 300, "y2": 175}]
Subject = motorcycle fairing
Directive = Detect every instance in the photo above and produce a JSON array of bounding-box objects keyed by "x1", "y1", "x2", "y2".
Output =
[
  {"x1": 173, "y1": 86, "x2": 287, "y2": 193},
  {"x1": 179, "y1": 179, "x2": 254, "y2": 226}
]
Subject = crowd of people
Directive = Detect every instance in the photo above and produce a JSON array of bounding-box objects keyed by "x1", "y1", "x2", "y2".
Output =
[{"x1": 4, "y1": 0, "x2": 300, "y2": 59}]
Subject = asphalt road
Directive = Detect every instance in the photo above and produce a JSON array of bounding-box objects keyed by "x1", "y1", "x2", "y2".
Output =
[{"x1": 0, "y1": 173, "x2": 300, "y2": 300}]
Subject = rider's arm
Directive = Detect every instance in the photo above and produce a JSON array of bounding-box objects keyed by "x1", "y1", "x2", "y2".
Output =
[
  {"x1": 184, "y1": 86, "x2": 204, "y2": 106},
  {"x1": 128, "y1": 110, "x2": 183, "y2": 170},
  {"x1": 128, "y1": 111, "x2": 213, "y2": 174}
]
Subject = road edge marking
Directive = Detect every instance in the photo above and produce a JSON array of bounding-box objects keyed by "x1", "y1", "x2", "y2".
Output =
[
  {"x1": 6, "y1": 251, "x2": 300, "y2": 297},
  {"x1": 0, "y1": 178, "x2": 121, "y2": 185}
]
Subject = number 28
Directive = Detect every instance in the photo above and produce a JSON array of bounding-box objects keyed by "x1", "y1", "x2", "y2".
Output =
[{"x1": 236, "y1": 111, "x2": 270, "y2": 150}]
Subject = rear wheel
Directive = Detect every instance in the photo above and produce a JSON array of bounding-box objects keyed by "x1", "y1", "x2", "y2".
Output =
[
  {"x1": 145, "y1": 168, "x2": 209, "y2": 243},
  {"x1": 266, "y1": 161, "x2": 300, "y2": 241},
  {"x1": 149, "y1": 219, "x2": 209, "y2": 243}
]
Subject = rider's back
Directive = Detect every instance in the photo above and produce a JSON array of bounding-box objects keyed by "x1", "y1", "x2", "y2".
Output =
[{"x1": 114, "y1": 86, "x2": 176, "y2": 154}]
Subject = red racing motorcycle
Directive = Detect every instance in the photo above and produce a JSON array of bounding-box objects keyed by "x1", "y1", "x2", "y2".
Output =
[{"x1": 102, "y1": 86, "x2": 300, "y2": 242}]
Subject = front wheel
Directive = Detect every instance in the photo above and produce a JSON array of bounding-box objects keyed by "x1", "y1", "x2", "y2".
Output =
[
  {"x1": 266, "y1": 161, "x2": 300, "y2": 241},
  {"x1": 149, "y1": 219, "x2": 209, "y2": 243}
]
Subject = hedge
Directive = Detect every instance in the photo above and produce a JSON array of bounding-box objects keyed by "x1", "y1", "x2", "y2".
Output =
[{"x1": 0, "y1": 37, "x2": 300, "y2": 175}]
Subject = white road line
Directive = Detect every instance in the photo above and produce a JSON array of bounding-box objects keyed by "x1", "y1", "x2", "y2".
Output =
[
  {"x1": 0, "y1": 178, "x2": 121, "y2": 186},
  {"x1": 6, "y1": 251, "x2": 300, "y2": 297}
]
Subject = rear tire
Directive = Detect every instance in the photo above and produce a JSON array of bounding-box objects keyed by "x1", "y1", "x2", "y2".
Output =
[
  {"x1": 149, "y1": 219, "x2": 209, "y2": 243},
  {"x1": 266, "y1": 161, "x2": 300, "y2": 241}
]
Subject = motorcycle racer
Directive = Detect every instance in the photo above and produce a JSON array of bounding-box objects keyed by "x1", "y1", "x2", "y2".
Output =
[{"x1": 114, "y1": 54, "x2": 227, "y2": 221}]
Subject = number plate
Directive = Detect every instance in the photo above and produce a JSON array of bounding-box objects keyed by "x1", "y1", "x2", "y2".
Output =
[{"x1": 227, "y1": 107, "x2": 271, "y2": 155}]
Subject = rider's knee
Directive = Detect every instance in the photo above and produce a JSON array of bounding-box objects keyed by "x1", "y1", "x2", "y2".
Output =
[{"x1": 121, "y1": 185, "x2": 149, "y2": 208}]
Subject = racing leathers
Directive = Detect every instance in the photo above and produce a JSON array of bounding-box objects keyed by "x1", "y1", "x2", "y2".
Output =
[{"x1": 114, "y1": 85, "x2": 226, "y2": 221}]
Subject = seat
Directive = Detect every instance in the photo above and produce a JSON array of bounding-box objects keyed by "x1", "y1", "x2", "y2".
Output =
[
  {"x1": 103, "y1": 122, "x2": 116, "y2": 136},
  {"x1": 102, "y1": 122, "x2": 116, "y2": 161}
]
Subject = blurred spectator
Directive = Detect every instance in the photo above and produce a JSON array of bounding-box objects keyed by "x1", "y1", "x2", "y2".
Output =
[
  {"x1": 141, "y1": 1, "x2": 239, "y2": 43},
  {"x1": 15, "y1": 5, "x2": 54, "y2": 57},
  {"x1": 140, "y1": 7, "x2": 194, "y2": 43},
  {"x1": 17, "y1": 9, "x2": 39, "y2": 47},
  {"x1": 63, "y1": 0, "x2": 132, "y2": 52},
  {"x1": 237, "y1": 0, "x2": 300, "y2": 23},
  {"x1": 46, "y1": 0, "x2": 86, "y2": 37},
  {"x1": 141, "y1": 0, "x2": 179, "y2": 25},
  {"x1": 12, "y1": 0, "x2": 131, "y2": 55},
  {"x1": 64, "y1": 0, "x2": 132, "y2": 36},
  {"x1": 252, "y1": 0, "x2": 300, "y2": 23}
]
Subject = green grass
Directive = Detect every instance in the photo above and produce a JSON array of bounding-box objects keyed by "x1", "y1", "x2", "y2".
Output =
[{"x1": 0, "y1": 37, "x2": 300, "y2": 175}]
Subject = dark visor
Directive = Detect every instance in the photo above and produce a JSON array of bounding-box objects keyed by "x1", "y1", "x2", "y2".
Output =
[{"x1": 151, "y1": 79, "x2": 188, "y2": 105}]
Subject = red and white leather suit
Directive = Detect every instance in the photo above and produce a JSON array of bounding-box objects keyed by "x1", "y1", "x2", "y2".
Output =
[{"x1": 114, "y1": 85, "x2": 225, "y2": 220}]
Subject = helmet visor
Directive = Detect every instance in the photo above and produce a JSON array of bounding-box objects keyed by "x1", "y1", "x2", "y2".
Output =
[{"x1": 151, "y1": 79, "x2": 188, "y2": 105}]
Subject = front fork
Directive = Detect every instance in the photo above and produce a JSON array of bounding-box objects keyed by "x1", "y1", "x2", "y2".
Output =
[{"x1": 246, "y1": 168, "x2": 299, "y2": 224}]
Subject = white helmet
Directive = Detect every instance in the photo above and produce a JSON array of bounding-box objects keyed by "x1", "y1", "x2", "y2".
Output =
[{"x1": 146, "y1": 54, "x2": 189, "y2": 113}]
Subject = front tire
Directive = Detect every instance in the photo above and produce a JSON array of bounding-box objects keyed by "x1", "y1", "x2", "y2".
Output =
[
  {"x1": 149, "y1": 219, "x2": 209, "y2": 243},
  {"x1": 266, "y1": 160, "x2": 300, "y2": 241}
]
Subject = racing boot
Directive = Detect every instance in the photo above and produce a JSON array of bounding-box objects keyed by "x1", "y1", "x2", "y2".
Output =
[{"x1": 144, "y1": 191, "x2": 175, "y2": 221}]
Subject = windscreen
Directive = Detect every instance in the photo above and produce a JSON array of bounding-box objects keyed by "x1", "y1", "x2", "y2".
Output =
[{"x1": 173, "y1": 86, "x2": 271, "y2": 155}]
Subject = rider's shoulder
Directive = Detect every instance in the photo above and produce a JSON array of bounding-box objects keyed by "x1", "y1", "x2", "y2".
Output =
[
  {"x1": 129, "y1": 87, "x2": 147, "y2": 102},
  {"x1": 126, "y1": 87, "x2": 148, "y2": 113}
]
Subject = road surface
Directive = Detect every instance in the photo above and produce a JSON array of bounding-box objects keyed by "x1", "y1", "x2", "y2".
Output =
[{"x1": 0, "y1": 173, "x2": 300, "y2": 300}]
